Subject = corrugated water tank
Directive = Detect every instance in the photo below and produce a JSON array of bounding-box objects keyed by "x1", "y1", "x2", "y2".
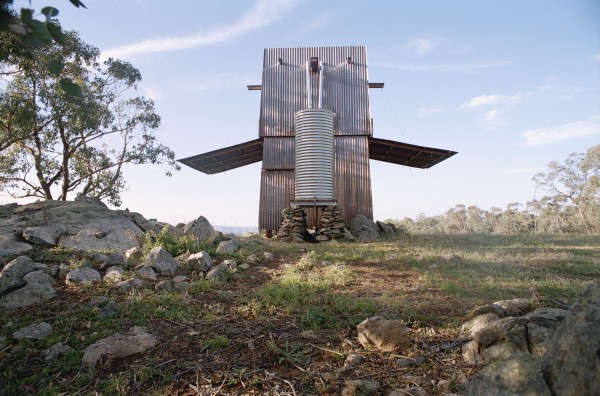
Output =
[{"x1": 294, "y1": 109, "x2": 335, "y2": 201}]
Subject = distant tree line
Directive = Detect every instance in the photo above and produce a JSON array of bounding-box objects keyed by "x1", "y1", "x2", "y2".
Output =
[{"x1": 389, "y1": 145, "x2": 600, "y2": 235}]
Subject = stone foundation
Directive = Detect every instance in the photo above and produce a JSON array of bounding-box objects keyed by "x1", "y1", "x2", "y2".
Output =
[
  {"x1": 276, "y1": 207, "x2": 309, "y2": 242},
  {"x1": 318, "y1": 205, "x2": 354, "y2": 242}
]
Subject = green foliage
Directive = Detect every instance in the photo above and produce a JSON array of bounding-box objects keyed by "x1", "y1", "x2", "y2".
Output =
[
  {"x1": 142, "y1": 227, "x2": 216, "y2": 257},
  {"x1": 267, "y1": 338, "x2": 308, "y2": 366},
  {"x1": 0, "y1": 29, "x2": 179, "y2": 205},
  {"x1": 202, "y1": 335, "x2": 230, "y2": 349}
]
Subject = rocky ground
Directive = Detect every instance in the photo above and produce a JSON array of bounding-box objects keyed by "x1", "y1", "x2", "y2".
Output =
[{"x1": 0, "y1": 200, "x2": 598, "y2": 395}]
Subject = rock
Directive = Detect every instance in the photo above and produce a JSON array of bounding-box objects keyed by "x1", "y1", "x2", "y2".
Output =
[
  {"x1": 341, "y1": 354, "x2": 364, "y2": 371},
  {"x1": 436, "y1": 379, "x2": 452, "y2": 394},
  {"x1": 462, "y1": 352, "x2": 551, "y2": 396},
  {"x1": 173, "y1": 275, "x2": 189, "y2": 282},
  {"x1": 465, "y1": 303, "x2": 506, "y2": 320},
  {"x1": 97, "y1": 300, "x2": 121, "y2": 319},
  {"x1": 22, "y1": 224, "x2": 65, "y2": 246},
  {"x1": 105, "y1": 253, "x2": 128, "y2": 269},
  {"x1": 65, "y1": 267, "x2": 102, "y2": 286},
  {"x1": 186, "y1": 251, "x2": 213, "y2": 273},
  {"x1": 526, "y1": 307, "x2": 567, "y2": 327},
  {"x1": 114, "y1": 278, "x2": 145, "y2": 292},
  {"x1": 357, "y1": 316, "x2": 409, "y2": 352},
  {"x1": 397, "y1": 356, "x2": 425, "y2": 367},
  {"x1": 82, "y1": 326, "x2": 158, "y2": 366},
  {"x1": 461, "y1": 313, "x2": 500, "y2": 338},
  {"x1": 218, "y1": 260, "x2": 237, "y2": 271},
  {"x1": 493, "y1": 298, "x2": 532, "y2": 317},
  {"x1": 0, "y1": 282, "x2": 56, "y2": 309},
  {"x1": 143, "y1": 247, "x2": 178, "y2": 276},
  {"x1": 125, "y1": 247, "x2": 144, "y2": 266},
  {"x1": 205, "y1": 267, "x2": 227, "y2": 282},
  {"x1": 57, "y1": 263, "x2": 70, "y2": 281},
  {"x1": 474, "y1": 317, "x2": 528, "y2": 348},
  {"x1": 341, "y1": 379, "x2": 379, "y2": 396},
  {"x1": 135, "y1": 266, "x2": 157, "y2": 281},
  {"x1": 23, "y1": 270, "x2": 55, "y2": 285},
  {"x1": 12, "y1": 322, "x2": 53, "y2": 340},
  {"x1": 526, "y1": 323, "x2": 555, "y2": 357},
  {"x1": 0, "y1": 256, "x2": 35, "y2": 296},
  {"x1": 155, "y1": 279, "x2": 189, "y2": 292},
  {"x1": 103, "y1": 266, "x2": 124, "y2": 283},
  {"x1": 391, "y1": 387, "x2": 427, "y2": 396},
  {"x1": 206, "y1": 230, "x2": 225, "y2": 246},
  {"x1": 376, "y1": 221, "x2": 396, "y2": 237},
  {"x1": 183, "y1": 215, "x2": 214, "y2": 241},
  {"x1": 216, "y1": 239, "x2": 240, "y2": 254},
  {"x1": 462, "y1": 340, "x2": 485, "y2": 365},
  {"x1": 44, "y1": 342, "x2": 73, "y2": 361},
  {"x1": 59, "y1": 229, "x2": 141, "y2": 252},
  {"x1": 542, "y1": 280, "x2": 600, "y2": 396},
  {"x1": 348, "y1": 214, "x2": 380, "y2": 241},
  {"x1": 0, "y1": 237, "x2": 33, "y2": 257}
]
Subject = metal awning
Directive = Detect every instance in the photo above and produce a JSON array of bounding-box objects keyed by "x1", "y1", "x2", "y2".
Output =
[
  {"x1": 368, "y1": 137, "x2": 457, "y2": 169},
  {"x1": 178, "y1": 138, "x2": 263, "y2": 174}
]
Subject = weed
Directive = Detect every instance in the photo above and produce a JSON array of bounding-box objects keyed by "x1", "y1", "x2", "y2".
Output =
[
  {"x1": 203, "y1": 335, "x2": 230, "y2": 349},
  {"x1": 143, "y1": 227, "x2": 216, "y2": 257},
  {"x1": 266, "y1": 337, "x2": 307, "y2": 366}
]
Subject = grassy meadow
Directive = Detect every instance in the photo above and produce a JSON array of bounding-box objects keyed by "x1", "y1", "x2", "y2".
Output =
[{"x1": 0, "y1": 233, "x2": 597, "y2": 395}]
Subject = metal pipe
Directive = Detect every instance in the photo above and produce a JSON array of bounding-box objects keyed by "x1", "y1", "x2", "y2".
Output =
[
  {"x1": 306, "y1": 60, "x2": 312, "y2": 109},
  {"x1": 318, "y1": 61, "x2": 324, "y2": 109}
]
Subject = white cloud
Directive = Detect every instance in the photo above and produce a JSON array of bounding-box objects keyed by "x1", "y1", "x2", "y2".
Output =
[
  {"x1": 595, "y1": 53, "x2": 600, "y2": 62},
  {"x1": 418, "y1": 105, "x2": 448, "y2": 116},
  {"x1": 461, "y1": 92, "x2": 528, "y2": 109},
  {"x1": 102, "y1": 0, "x2": 296, "y2": 60},
  {"x1": 407, "y1": 37, "x2": 436, "y2": 56},
  {"x1": 484, "y1": 109, "x2": 499, "y2": 120},
  {"x1": 522, "y1": 116, "x2": 600, "y2": 146}
]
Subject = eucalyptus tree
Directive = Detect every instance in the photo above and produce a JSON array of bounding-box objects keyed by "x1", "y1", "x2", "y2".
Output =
[
  {"x1": 533, "y1": 145, "x2": 600, "y2": 234},
  {"x1": 0, "y1": 29, "x2": 178, "y2": 206}
]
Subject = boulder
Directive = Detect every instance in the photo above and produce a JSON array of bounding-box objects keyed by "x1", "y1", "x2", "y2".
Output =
[
  {"x1": 65, "y1": 267, "x2": 102, "y2": 287},
  {"x1": 357, "y1": 316, "x2": 409, "y2": 352},
  {"x1": 136, "y1": 266, "x2": 157, "y2": 281},
  {"x1": 143, "y1": 247, "x2": 178, "y2": 277},
  {"x1": 22, "y1": 224, "x2": 66, "y2": 246},
  {"x1": 125, "y1": 247, "x2": 144, "y2": 266},
  {"x1": 183, "y1": 216, "x2": 214, "y2": 241},
  {"x1": 0, "y1": 200, "x2": 149, "y2": 254},
  {"x1": 114, "y1": 278, "x2": 145, "y2": 292},
  {"x1": 206, "y1": 230, "x2": 225, "y2": 246},
  {"x1": 43, "y1": 342, "x2": 73, "y2": 361},
  {"x1": 97, "y1": 300, "x2": 121, "y2": 319},
  {"x1": 462, "y1": 352, "x2": 551, "y2": 396},
  {"x1": 0, "y1": 282, "x2": 56, "y2": 309},
  {"x1": 23, "y1": 270, "x2": 55, "y2": 286},
  {"x1": 0, "y1": 256, "x2": 35, "y2": 296},
  {"x1": 542, "y1": 281, "x2": 600, "y2": 396},
  {"x1": 12, "y1": 322, "x2": 53, "y2": 340},
  {"x1": 81, "y1": 326, "x2": 158, "y2": 366},
  {"x1": 376, "y1": 221, "x2": 396, "y2": 238},
  {"x1": 216, "y1": 239, "x2": 240, "y2": 254},
  {"x1": 186, "y1": 251, "x2": 213, "y2": 273},
  {"x1": 461, "y1": 313, "x2": 500, "y2": 338},
  {"x1": 103, "y1": 266, "x2": 124, "y2": 283},
  {"x1": 205, "y1": 267, "x2": 227, "y2": 282},
  {"x1": 348, "y1": 214, "x2": 380, "y2": 241},
  {"x1": 155, "y1": 279, "x2": 189, "y2": 292}
]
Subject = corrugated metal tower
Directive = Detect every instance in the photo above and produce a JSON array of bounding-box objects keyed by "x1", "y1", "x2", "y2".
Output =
[{"x1": 179, "y1": 46, "x2": 457, "y2": 233}]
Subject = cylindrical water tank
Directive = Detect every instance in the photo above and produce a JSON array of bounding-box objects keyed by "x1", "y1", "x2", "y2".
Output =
[{"x1": 294, "y1": 109, "x2": 335, "y2": 201}]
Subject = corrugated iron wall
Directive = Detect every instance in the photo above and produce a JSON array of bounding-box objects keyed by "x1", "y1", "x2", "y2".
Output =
[
  {"x1": 258, "y1": 46, "x2": 374, "y2": 231},
  {"x1": 334, "y1": 136, "x2": 373, "y2": 222},
  {"x1": 260, "y1": 46, "x2": 371, "y2": 137},
  {"x1": 259, "y1": 170, "x2": 294, "y2": 230}
]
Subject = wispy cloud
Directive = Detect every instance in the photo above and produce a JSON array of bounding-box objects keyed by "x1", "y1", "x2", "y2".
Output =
[
  {"x1": 595, "y1": 53, "x2": 600, "y2": 62},
  {"x1": 102, "y1": 0, "x2": 296, "y2": 60},
  {"x1": 522, "y1": 116, "x2": 600, "y2": 146},
  {"x1": 407, "y1": 37, "x2": 437, "y2": 56},
  {"x1": 418, "y1": 105, "x2": 448, "y2": 116},
  {"x1": 374, "y1": 60, "x2": 508, "y2": 74},
  {"x1": 461, "y1": 92, "x2": 528, "y2": 109}
]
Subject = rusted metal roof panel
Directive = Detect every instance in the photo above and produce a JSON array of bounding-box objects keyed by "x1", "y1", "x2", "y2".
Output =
[
  {"x1": 368, "y1": 137, "x2": 457, "y2": 169},
  {"x1": 335, "y1": 136, "x2": 373, "y2": 222},
  {"x1": 259, "y1": 170, "x2": 294, "y2": 230},
  {"x1": 178, "y1": 139, "x2": 263, "y2": 175},
  {"x1": 260, "y1": 46, "x2": 371, "y2": 137},
  {"x1": 262, "y1": 137, "x2": 295, "y2": 170}
]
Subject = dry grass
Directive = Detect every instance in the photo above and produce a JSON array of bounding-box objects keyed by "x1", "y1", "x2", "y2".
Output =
[{"x1": 0, "y1": 233, "x2": 597, "y2": 395}]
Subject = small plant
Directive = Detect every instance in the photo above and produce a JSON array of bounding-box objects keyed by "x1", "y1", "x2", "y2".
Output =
[
  {"x1": 202, "y1": 335, "x2": 230, "y2": 349},
  {"x1": 266, "y1": 337, "x2": 307, "y2": 366},
  {"x1": 142, "y1": 227, "x2": 216, "y2": 257}
]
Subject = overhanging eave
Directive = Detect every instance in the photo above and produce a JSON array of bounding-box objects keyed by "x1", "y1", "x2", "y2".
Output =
[
  {"x1": 178, "y1": 138, "x2": 264, "y2": 174},
  {"x1": 368, "y1": 137, "x2": 457, "y2": 169}
]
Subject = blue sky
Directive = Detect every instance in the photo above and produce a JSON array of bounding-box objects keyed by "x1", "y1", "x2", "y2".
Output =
[{"x1": 6, "y1": 0, "x2": 600, "y2": 228}]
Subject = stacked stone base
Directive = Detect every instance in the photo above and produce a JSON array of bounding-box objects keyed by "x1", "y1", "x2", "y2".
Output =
[
  {"x1": 276, "y1": 207, "x2": 309, "y2": 243},
  {"x1": 317, "y1": 205, "x2": 354, "y2": 242}
]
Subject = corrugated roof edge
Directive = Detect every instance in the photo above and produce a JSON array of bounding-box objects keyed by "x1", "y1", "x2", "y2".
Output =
[{"x1": 368, "y1": 137, "x2": 457, "y2": 169}]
